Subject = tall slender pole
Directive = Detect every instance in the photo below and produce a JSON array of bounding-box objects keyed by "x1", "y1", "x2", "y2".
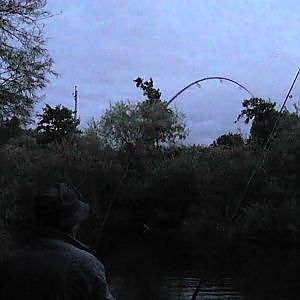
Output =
[{"x1": 74, "y1": 86, "x2": 78, "y2": 120}]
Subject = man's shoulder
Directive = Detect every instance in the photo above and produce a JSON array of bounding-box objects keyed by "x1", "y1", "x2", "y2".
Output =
[
  {"x1": 61, "y1": 242, "x2": 112, "y2": 298},
  {"x1": 43, "y1": 239, "x2": 106, "y2": 277},
  {"x1": 68, "y1": 245, "x2": 106, "y2": 278}
]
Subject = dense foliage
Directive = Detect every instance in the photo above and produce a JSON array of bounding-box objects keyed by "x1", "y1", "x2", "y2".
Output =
[
  {"x1": 211, "y1": 132, "x2": 244, "y2": 148},
  {"x1": 1, "y1": 93, "x2": 300, "y2": 246}
]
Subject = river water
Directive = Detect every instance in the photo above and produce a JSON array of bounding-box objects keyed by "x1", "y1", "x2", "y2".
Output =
[
  {"x1": 99, "y1": 235, "x2": 300, "y2": 299},
  {"x1": 110, "y1": 270, "x2": 251, "y2": 299}
]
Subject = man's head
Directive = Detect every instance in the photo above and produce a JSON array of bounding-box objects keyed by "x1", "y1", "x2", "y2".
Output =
[{"x1": 34, "y1": 183, "x2": 89, "y2": 233}]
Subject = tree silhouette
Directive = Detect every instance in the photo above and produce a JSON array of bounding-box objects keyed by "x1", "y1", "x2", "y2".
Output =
[
  {"x1": 0, "y1": 0, "x2": 56, "y2": 124},
  {"x1": 237, "y1": 98, "x2": 278, "y2": 145},
  {"x1": 37, "y1": 104, "x2": 79, "y2": 144},
  {"x1": 212, "y1": 132, "x2": 244, "y2": 148}
]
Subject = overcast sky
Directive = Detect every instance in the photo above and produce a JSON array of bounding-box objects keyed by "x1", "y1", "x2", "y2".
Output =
[{"x1": 43, "y1": 0, "x2": 300, "y2": 145}]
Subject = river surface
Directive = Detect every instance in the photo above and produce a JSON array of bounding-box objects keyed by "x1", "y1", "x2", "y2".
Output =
[
  {"x1": 110, "y1": 269, "x2": 252, "y2": 299},
  {"x1": 98, "y1": 235, "x2": 300, "y2": 299}
]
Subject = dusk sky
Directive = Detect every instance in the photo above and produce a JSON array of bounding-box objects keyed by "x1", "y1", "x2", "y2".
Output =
[{"x1": 43, "y1": 1, "x2": 300, "y2": 144}]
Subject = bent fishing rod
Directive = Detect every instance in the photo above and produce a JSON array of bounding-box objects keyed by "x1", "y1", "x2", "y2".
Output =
[
  {"x1": 167, "y1": 76, "x2": 255, "y2": 106},
  {"x1": 231, "y1": 68, "x2": 300, "y2": 222},
  {"x1": 166, "y1": 71, "x2": 300, "y2": 299}
]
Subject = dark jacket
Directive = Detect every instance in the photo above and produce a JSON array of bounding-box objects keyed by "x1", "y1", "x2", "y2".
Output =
[{"x1": 0, "y1": 227, "x2": 115, "y2": 300}]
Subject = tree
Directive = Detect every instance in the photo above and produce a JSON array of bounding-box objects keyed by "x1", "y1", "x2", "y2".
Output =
[
  {"x1": 0, "y1": 115, "x2": 23, "y2": 144},
  {"x1": 93, "y1": 78, "x2": 187, "y2": 150},
  {"x1": 135, "y1": 77, "x2": 187, "y2": 148},
  {"x1": 211, "y1": 132, "x2": 244, "y2": 148},
  {"x1": 93, "y1": 101, "x2": 142, "y2": 149},
  {"x1": 0, "y1": 0, "x2": 56, "y2": 124},
  {"x1": 37, "y1": 104, "x2": 79, "y2": 144},
  {"x1": 133, "y1": 77, "x2": 161, "y2": 103},
  {"x1": 237, "y1": 98, "x2": 279, "y2": 145}
]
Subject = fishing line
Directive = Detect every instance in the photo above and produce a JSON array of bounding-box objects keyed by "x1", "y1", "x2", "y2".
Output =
[
  {"x1": 231, "y1": 68, "x2": 300, "y2": 222},
  {"x1": 190, "y1": 70, "x2": 300, "y2": 299},
  {"x1": 92, "y1": 164, "x2": 129, "y2": 249},
  {"x1": 167, "y1": 71, "x2": 300, "y2": 300}
]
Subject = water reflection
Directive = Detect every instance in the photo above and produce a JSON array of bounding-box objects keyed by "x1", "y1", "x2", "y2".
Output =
[
  {"x1": 102, "y1": 238, "x2": 300, "y2": 299},
  {"x1": 163, "y1": 274, "x2": 245, "y2": 299},
  {"x1": 111, "y1": 269, "x2": 250, "y2": 299}
]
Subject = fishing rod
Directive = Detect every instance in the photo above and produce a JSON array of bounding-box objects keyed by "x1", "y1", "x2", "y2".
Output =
[
  {"x1": 188, "y1": 69, "x2": 300, "y2": 300},
  {"x1": 166, "y1": 72, "x2": 300, "y2": 222},
  {"x1": 166, "y1": 76, "x2": 255, "y2": 300},
  {"x1": 231, "y1": 68, "x2": 300, "y2": 222},
  {"x1": 191, "y1": 278, "x2": 205, "y2": 300},
  {"x1": 167, "y1": 72, "x2": 300, "y2": 299},
  {"x1": 167, "y1": 76, "x2": 255, "y2": 106}
]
